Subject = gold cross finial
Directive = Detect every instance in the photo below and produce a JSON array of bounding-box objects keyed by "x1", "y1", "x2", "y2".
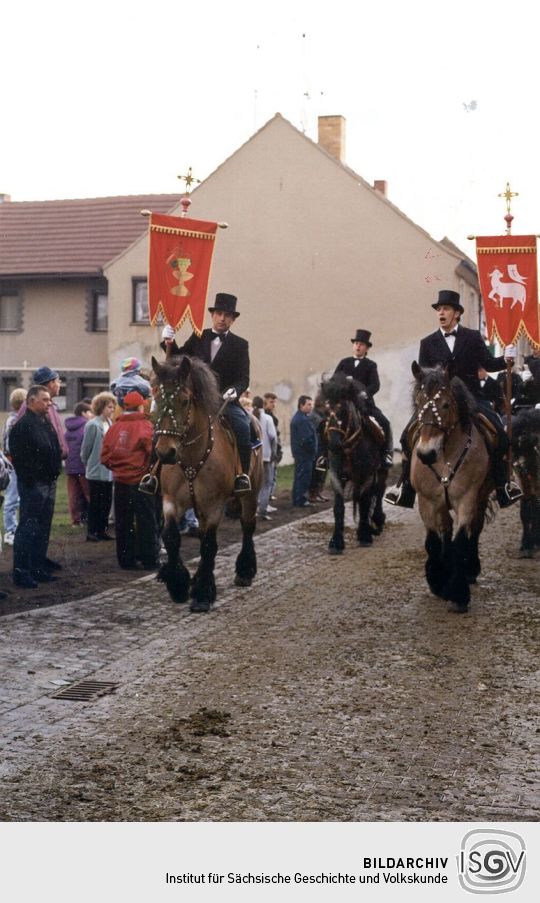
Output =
[
  {"x1": 498, "y1": 181, "x2": 518, "y2": 215},
  {"x1": 177, "y1": 167, "x2": 201, "y2": 195}
]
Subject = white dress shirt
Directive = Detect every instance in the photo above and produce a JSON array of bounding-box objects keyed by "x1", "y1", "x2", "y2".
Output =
[{"x1": 440, "y1": 325, "x2": 458, "y2": 353}]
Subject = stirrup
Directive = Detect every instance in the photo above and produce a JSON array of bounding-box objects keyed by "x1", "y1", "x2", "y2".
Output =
[
  {"x1": 138, "y1": 473, "x2": 158, "y2": 495},
  {"x1": 384, "y1": 482, "x2": 415, "y2": 509},
  {"x1": 234, "y1": 473, "x2": 251, "y2": 494},
  {"x1": 384, "y1": 485, "x2": 401, "y2": 506},
  {"x1": 251, "y1": 438, "x2": 263, "y2": 450},
  {"x1": 383, "y1": 451, "x2": 394, "y2": 468},
  {"x1": 497, "y1": 481, "x2": 523, "y2": 508}
]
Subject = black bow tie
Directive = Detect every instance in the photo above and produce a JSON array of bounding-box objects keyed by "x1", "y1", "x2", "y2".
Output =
[
  {"x1": 211, "y1": 332, "x2": 226, "y2": 342},
  {"x1": 444, "y1": 330, "x2": 457, "y2": 338}
]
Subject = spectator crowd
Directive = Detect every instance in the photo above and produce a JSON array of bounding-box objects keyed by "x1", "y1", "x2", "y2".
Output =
[{"x1": 2, "y1": 343, "x2": 539, "y2": 600}]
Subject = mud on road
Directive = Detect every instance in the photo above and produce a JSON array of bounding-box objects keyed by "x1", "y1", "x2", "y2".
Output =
[{"x1": 0, "y1": 502, "x2": 538, "y2": 822}]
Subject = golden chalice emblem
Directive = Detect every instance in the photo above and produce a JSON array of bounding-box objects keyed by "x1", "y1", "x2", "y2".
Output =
[{"x1": 168, "y1": 254, "x2": 194, "y2": 297}]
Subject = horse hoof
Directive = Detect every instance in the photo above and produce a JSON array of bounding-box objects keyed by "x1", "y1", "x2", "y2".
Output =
[
  {"x1": 357, "y1": 540, "x2": 373, "y2": 548},
  {"x1": 189, "y1": 600, "x2": 211, "y2": 613},
  {"x1": 234, "y1": 575, "x2": 252, "y2": 587},
  {"x1": 466, "y1": 576, "x2": 477, "y2": 585},
  {"x1": 328, "y1": 546, "x2": 343, "y2": 555},
  {"x1": 518, "y1": 549, "x2": 533, "y2": 559},
  {"x1": 447, "y1": 601, "x2": 469, "y2": 614}
]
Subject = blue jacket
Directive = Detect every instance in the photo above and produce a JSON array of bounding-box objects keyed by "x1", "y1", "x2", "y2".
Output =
[{"x1": 290, "y1": 410, "x2": 317, "y2": 460}]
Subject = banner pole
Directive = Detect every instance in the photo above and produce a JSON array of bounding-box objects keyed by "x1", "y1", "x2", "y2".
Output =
[{"x1": 504, "y1": 358, "x2": 513, "y2": 441}]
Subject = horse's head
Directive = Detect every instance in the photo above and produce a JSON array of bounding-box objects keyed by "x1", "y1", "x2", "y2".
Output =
[
  {"x1": 411, "y1": 362, "x2": 470, "y2": 464},
  {"x1": 321, "y1": 373, "x2": 366, "y2": 453},
  {"x1": 151, "y1": 355, "x2": 194, "y2": 464}
]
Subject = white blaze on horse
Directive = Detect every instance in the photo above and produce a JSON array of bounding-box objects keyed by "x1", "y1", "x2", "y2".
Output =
[{"x1": 488, "y1": 266, "x2": 527, "y2": 311}]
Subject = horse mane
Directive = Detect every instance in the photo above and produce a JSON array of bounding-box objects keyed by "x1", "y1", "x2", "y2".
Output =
[
  {"x1": 513, "y1": 408, "x2": 540, "y2": 445},
  {"x1": 412, "y1": 365, "x2": 475, "y2": 428},
  {"x1": 321, "y1": 372, "x2": 370, "y2": 417},
  {"x1": 158, "y1": 354, "x2": 222, "y2": 414}
]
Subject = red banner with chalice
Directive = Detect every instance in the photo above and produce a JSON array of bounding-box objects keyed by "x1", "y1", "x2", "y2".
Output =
[
  {"x1": 475, "y1": 235, "x2": 540, "y2": 348},
  {"x1": 148, "y1": 212, "x2": 218, "y2": 336}
]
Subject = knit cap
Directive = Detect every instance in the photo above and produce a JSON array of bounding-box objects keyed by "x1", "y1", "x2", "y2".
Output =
[{"x1": 120, "y1": 357, "x2": 142, "y2": 373}]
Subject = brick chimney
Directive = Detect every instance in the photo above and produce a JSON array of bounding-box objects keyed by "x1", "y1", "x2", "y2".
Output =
[
  {"x1": 0, "y1": 193, "x2": 11, "y2": 203},
  {"x1": 318, "y1": 116, "x2": 346, "y2": 163},
  {"x1": 373, "y1": 180, "x2": 388, "y2": 197}
]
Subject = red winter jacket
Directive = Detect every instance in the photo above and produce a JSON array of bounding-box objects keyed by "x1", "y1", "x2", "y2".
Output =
[{"x1": 100, "y1": 412, "x2": 153, "y2": 484}]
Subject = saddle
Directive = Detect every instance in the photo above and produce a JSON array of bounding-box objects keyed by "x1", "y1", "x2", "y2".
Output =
[
  {"x1": 474, "y1": 412, "x2": 499, "y2": 451},
  {"x1": 218, "y1": 412, "x2": 261, "y2": 478},
  {"x1": 367, "y1": 416, "x2": 385, "y2": 446}
]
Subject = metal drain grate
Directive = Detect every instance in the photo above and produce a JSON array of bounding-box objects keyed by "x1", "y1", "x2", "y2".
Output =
[{"x1": 51, "y1": 680, "x2": 119, "y2": 701}]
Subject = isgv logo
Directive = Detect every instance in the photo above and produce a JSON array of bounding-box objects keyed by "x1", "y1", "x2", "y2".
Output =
[{"x1": 458, "y1": 829, "x2": 526, "y2": 894}]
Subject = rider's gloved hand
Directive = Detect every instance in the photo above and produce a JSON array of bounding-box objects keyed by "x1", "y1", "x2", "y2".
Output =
[
  {"x1": 223, "y1": 387, "x2": 237, "y2": 401},
  {"x1": 504, "y1": 344, "x2": 516, "y2": 361},
  {"x1": 161, "y1": 324, "x2": 176, "y2": 342}
]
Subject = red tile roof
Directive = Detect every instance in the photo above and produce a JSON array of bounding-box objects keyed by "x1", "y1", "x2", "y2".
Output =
[{"x1": 0, "y1": 194, "x2": 180, "y2": 277}]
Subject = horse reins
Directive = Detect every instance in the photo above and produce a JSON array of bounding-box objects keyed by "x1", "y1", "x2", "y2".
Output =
[
  {"x1": 154, "y1": 382, "x2": 217, "y2": 515},
  {"x1": 325, "y1": 406, "x2": 366, "y2": 480},
  {"x1": 416, "y1": 388, "x2": 472, "y2": 509}
]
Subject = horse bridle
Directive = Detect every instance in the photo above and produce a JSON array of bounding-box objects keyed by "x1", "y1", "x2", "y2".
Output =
[
  {"x1": 326, "y1": 403, "x2": 363, "y2": 445},
  {"x1": 415, "y1": 386, "x2": 471, "y2": 507},
  {"x1": 154, "y1": 383, "x2": 194, "y2": 441},
  {"x1": 416, "y1": 388, "x2": 457, "y2": 434},
  {"x1": 154, "y1": 381, "x2": 215, "y2": 514}
]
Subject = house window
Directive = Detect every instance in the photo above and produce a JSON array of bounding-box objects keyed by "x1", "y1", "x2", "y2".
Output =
[
  {"x1": 78, "y1": 378, "x2": 110, "y2": 401},
  {"x1": 132, "y1": 279, "x2": 162, "y2": 325},
  {"x1": 1, "y1": 376, "x2": 18, "y2": 410},
  {"x1": 92, "y1": 292, "x2": 108, "y2": 331},
  {"x1": 133, "y1": 279, "x2": 149, "y2": 323},
  {"x1": 0, "y1": 293, "x2": 20, "y2": 331}
]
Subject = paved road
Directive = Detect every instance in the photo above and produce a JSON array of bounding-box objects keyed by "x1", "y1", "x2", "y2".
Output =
[{"x1": 0, "y1": 504, "x2": 538, "y2": 821}]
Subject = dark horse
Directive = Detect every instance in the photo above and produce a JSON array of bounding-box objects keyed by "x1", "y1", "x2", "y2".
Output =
[
  {"x1": 512, "y1": 408, "x2": 540, "y2": 558},
  {"x1": 410, "y1": 362, "x2": 493, "y2": 612},
  {"x1": 151, "y1": 354, "x2": 262, "y2": 613},
  {"x1": 321, "y1": 373, "x2": 387, "y2": 554}
]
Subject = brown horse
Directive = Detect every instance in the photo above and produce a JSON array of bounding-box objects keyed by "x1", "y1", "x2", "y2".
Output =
[
  {"x1": 410, "y1": 362, "x2": 493, "y2": 612},
  {"x1": 151, "y1": 354, "x2": 262, "y2": 613}
]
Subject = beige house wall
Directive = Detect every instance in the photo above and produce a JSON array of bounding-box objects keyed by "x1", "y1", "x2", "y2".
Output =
[
  {"x1": 106, "y1": 115, "x2": 478, "y2": 447},
  {"x1": 0, "y1": 279, "x2": 108, "y2": 372}
]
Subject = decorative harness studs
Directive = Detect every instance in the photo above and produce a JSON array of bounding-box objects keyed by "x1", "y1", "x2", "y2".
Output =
[
  {"x1": 154, "y1": 384, "x2": 193, "y2": 441},
  {"x1": 416, "y1": 386, "x2": 471, "y2": 509},
  {"x1": 417, "y1": 389, "x2": 445, "y2": 431},
  {"x1": 154, "y1": 382, "x2": 215, "y2": 515}
]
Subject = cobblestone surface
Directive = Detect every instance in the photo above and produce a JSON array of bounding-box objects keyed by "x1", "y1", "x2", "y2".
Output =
[{"x1": 0, "y1": 504, "x2": 538, "y2": 821}]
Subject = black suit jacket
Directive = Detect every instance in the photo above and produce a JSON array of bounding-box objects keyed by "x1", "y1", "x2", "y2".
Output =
[
  {"x1": 418, "y1": 326, "x2": 506, "y2": 399},
  {"x1": 333, "y1": 356, "x2": 380, "y2": 398},
  {"x1": 163, "y1": 329, "x2": 250, "y2": 397},
  {"x1": 479, "y1": 376, "x2": 505, "y2": 412}
]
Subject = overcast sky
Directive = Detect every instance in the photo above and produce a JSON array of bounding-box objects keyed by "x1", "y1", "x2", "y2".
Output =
[{"x1": 2, "y1": 0, "x2": 539, "y2": 249}]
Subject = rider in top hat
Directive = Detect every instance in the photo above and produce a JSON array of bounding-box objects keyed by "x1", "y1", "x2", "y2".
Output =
[
  {"x1": 384, "y1": 289, "x2": 522, "y2": 508},
  {"x1": 334, "y1": 328, "x2": 394, "y2": 467},
  {"x1": 161, "y1": 292, "x2": 253, "y2": 493}
]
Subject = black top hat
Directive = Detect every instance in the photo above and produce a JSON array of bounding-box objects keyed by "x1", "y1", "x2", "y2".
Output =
[
  {"x1": 431, "y1": 289, "x2": 464, "y2": 313},
  {"x1": 351, "y1": 329, "x2": 372, "y2": 347},
  {"x1": 208, "y1": 293, "x2": 240, "y2": 318}
]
